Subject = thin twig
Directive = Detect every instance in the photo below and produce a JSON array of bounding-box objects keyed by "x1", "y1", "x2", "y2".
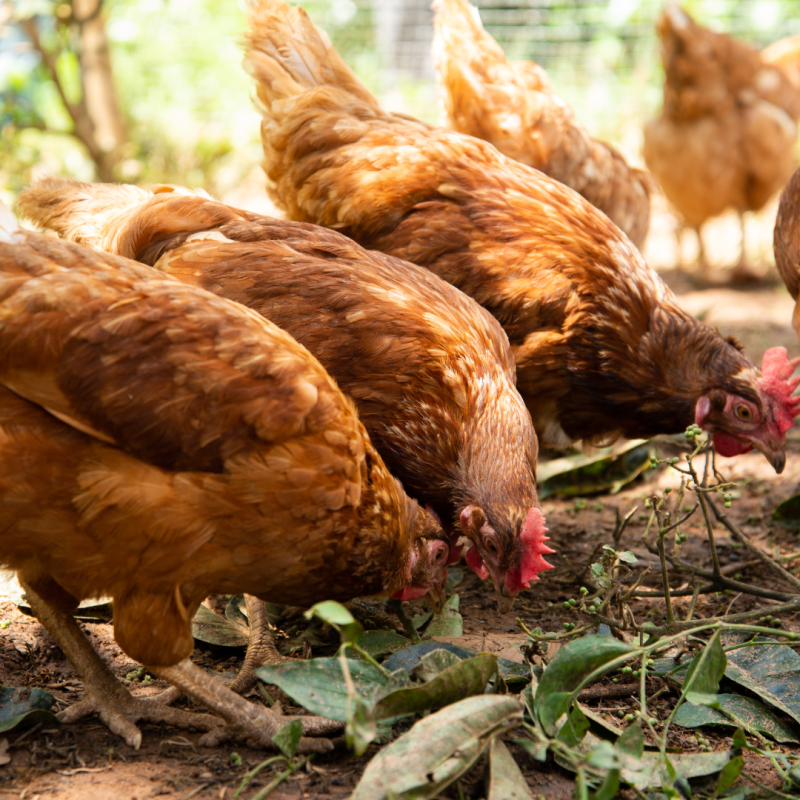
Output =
[{"x1": 707, "y1": 496, "x2": 800, "y2": 593}]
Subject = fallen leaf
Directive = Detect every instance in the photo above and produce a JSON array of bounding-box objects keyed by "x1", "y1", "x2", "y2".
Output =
[
  {"x1": 487, "y1": 738, "x2": 533, "y2": 799},
  {"x1": 538, "y1": 440, "x2": 653, "y2": 498},
  {"x1": 191, "y1": 604, "x2": 248, "y2": 648},
  {"x1": 255, "y1": 657, "x2": 387, "y2": 721},
  {"x1": 0, "y1": 687, "x2": 56, "y2": 733},
  {"x1": 674, "y1": 693, "x2": 800, "y2": 743},
  {"x1": 424, "y1": 593, "x2": 463, "y2": 638},
  {"x1": 350, "y1": 695, "x2": 523, "y2": 800}
]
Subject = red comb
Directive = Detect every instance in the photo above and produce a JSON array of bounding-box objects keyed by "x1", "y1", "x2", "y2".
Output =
[
  {"x1": 504, "y1": 508, "x2": 555, "y2": 594},
  {"x1": 760, "y1": 347, "x2": 800, "y2": 435}
]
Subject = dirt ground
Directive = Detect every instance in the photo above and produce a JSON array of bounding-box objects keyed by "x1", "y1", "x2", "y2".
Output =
[{"x1": 2, "y1": 216, "x2": 800, "y2": 799}]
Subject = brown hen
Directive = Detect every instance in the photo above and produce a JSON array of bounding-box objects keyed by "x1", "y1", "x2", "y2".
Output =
[
  {"x1": 644, "y1": 4, "x2": 800, "y2": 271},
  {"x1": 433, "y1": 0, "x2": 653, "y2": 248},
  {"x1": 774, "y1": 168, "x2": 800, "y2": 348},
  {"x1": 19, "y1": 177, "x2": 554, "y2": 616},
  {"x1": 244, "y1": 0, "x2": 798, "y2": 473},
  {"x1": 0, "y1": 207, "x2": 446, "y2": 750}
]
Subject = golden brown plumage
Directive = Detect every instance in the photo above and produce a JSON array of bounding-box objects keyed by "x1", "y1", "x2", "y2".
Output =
[
  {"x1": 19, "y1": 176, "x2": 554, "y2": 610},
  {"x1": 0, "y1": 213, "x2": 446, "y2": 749},
  {"x1": 243, "y1": 0, "x2": 797, "y2": 474},
  {"x1": 432, "y1": 0, "x2": 653, "y2": 248},
  {"x1": 774, "y1": 167, "x2": 800, "y2": 343},
  {"x1": 644, "y1": 4, "x2": 800, "y2": 267}
]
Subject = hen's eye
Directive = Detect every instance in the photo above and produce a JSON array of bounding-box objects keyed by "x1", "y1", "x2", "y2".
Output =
[
  {"x1": 735, "y1": 405, "x2": 753, "y2": 421},
  {"x1": 434, "y1": 547, "x2": 446, "y2": 563},
  {"x1": 486, "y1": 539, "x2": 499, "y2": 554}
]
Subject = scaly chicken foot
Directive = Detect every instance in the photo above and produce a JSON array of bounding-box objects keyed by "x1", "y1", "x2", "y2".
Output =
[
  {"x1": 21, "y1": 581, "x2": 221, "y2": 750},
  {"x1": 151, "y1": 659, "x2": 342, "y2": 752},
  {"x1": 227, "y1": 594, "x2": 291, "y2": 694}
]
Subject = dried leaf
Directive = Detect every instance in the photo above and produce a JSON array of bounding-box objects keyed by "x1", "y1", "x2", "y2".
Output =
[
  {"x1": 538, "y1": 440, "x2": 653, "y2": 498},
  {"x1": 372, "y1": 655, "x2": 497, "y2": 721},
  {"x1": 382, "y1": 641, "x2": 529, "y2": 684},
  {"x1": 724, "y1": 638, "x2": 800, "y2": 728},
  {"x1": 487, "y1": 738, "x2": 533, "y2": 800},
  {"x1": 191, "y1": 604, "x2": 248, "y2": 648},
  {"x1": 350, "y1": 696, "x2": 523, "y2": 800},
  {"x1": 674, "y1": 694, "x2": 800, "y2": 743}
]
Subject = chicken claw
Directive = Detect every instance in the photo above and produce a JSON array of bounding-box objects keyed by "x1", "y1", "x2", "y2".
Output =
[
  {"x1": 22, "y1": 582, "x2": 221, "y2": 750},
  {"x1": 152, "y1": 659, "x2": 342, "y2": 753}
]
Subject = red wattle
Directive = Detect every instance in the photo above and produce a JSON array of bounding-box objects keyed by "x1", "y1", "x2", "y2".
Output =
[
  {"x1": 713, "y1": 430, "x2": 753, "y2": 457},
  {"x1": 391, "y1": 584, "x2": 430, "y2": 602},
  {"x1": 465, "y1": 545, "x2": 489, "y2": 581}
]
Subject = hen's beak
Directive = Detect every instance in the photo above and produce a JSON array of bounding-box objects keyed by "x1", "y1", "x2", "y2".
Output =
[
  {"x1": 427, "y1": 582, "x2": 446, "y2": 614},
  {"x1": 751, "y1": 435, "x2": 787, "y2": 474},
  {"x1": 495, "y1": 592, "x2": 516, "y2": 615}
]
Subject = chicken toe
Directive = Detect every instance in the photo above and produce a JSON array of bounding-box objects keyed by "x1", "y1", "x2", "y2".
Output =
[
  {"x1": 151, "y1": 659, "x2": 342, "y2": 753},
  {"x1": 21, "y1": 581, "x2": 221, "y2": 750}
]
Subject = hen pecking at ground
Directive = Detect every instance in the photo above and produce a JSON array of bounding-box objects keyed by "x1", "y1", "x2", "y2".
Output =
[
  {"x1": 243, "y1": 0, "x2": 799, "y2": 475},
  {"x1": 0, "y1": 205, "x2": 447, "y2": 751}
]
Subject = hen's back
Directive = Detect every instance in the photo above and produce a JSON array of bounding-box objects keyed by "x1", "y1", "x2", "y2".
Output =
[{"x1": 432, "y1": 0, "x2": 652, "y2": 247}]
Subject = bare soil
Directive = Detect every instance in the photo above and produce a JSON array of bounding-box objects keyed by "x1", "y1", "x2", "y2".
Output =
[{"x1": 2, "y1": 255, "x2": 800, "y2": 799}]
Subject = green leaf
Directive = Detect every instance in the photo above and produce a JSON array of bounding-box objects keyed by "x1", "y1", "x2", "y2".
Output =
[
  {"x1": 772, "y1": 493, "x2": 800, "y2": 529},
  {"x1": 0, "y1": 687, "x2": 56, "y2": 733},
  {"x1": 350, "y1": 695, "x2": 523, "y2": 800},
  {"x1": 716, "y1": 755, "x2": 744, "y2": 794},
  {"x1": 356, "y1": 629, "x2": 410, "y2": 660},
  {"x1": 373, "y1": 655, "x2": 497, "y2": 721},
  {"x1": 681, "y1": 632, "x2": 726, "y2": 709},
  {"x1": 411, "y1": 611, "x2": 433, "y2": 631},
  {"x1": 673, "y1": 694, "x2": 800, "y2": 743},
  {"x1": 617, "y1": 551, "x2": 638, "y2": 564},
  {"x1": 410, "y1": 648, "x2": 463, "y2": 682},
  {"x1": 538, "y1": 439, "x2": 653, "y2": 498},
  {"x1": 617, "y1": 720, "x2": 644, "y2": 760},
  {"x1": 535, "y1": 635, "x2": 636, "y2": 734},
  {"x1": 557, "y1": 704, "x2": 589, "y2": 747},
  {"x1": 591, "y1": 769, "x2": 620, "y2": 800},
  {"x1": 255, "y1": 657, "x2": 386, "y2": 721},
  {"x1": 305, "y1": 601, "x2": 363, "y2": 644},
  {"x1": 487, "y1": 738, "x2": 533, "y2": 800},
  {"x1": 272, "y1": 719, "x2": 302, "y2": 760},
  {"x1": 382, "y1": 641, "x2": 528, "y2": 684},
  {"x1": 590, "y1": 562, "x2": 613, "y2": 589},
  {"x1": 538, "y1": 692, "x2": 572, "y2": 736},
  {"x1": 423, "y1": 594, "x2": 462, "y2": 638},
  {"x1": 445, "y1": 567, "x2": 464, "y2": 591},
  {"x1": 191, "y1": 604, "x2": 248, "y2": 648},
  {"x1": 560, "y1": 731, "x2": 731, "y2": 791},
  {"x1": 724, "y1": 637, "x2": 800, "y2": 728}
]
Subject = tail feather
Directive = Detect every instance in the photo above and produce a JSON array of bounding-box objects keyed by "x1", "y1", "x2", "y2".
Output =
[
  {"x1": 243, "y1": 0, "x2": 377, "y2": 110},
  {"x1": 18, "y1": 177, "x2": 213, "y2": 260},
  {"x1": 18, "y1": 177, "x2": 154, "y2": 253}
]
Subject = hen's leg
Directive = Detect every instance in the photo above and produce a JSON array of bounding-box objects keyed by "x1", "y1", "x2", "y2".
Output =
[
  {"x1": 22, "y1": 581, "x2": 221, "y2": 750},
  {"x1": 228, "y1": 595, "x2": 290, "y2": 694},
  {"x1": 152, "y1": 659, "x2": 342, "y2": 753}
]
